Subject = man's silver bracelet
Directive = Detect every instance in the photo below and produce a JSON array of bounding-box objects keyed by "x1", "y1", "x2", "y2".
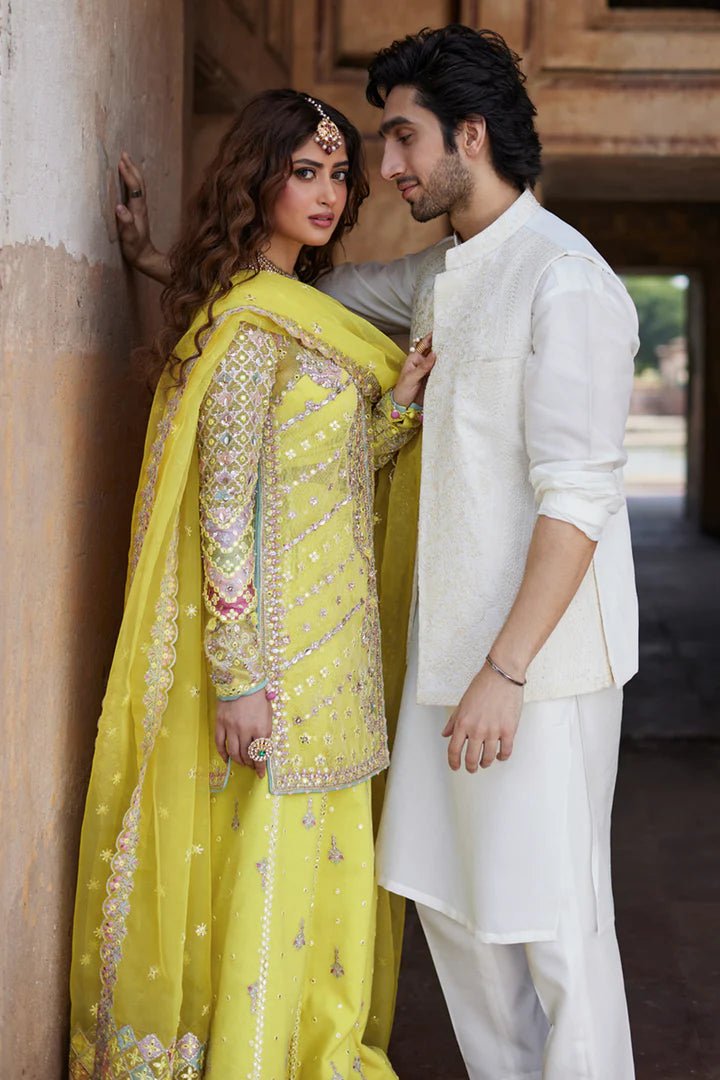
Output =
[{"x1": 486, "y1": 654, "x2": 527, "y2": 688}]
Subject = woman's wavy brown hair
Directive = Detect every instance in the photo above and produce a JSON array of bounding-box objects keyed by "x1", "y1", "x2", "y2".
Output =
[{"x1": 147, "y1": 89, "x2": 369, "y2": 385}]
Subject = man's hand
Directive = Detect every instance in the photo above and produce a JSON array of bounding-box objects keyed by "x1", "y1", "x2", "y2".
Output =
[
  {"x1": 393, "y1": 333, "x2": 436, "y2": 407},
  {"x1": 115, "y1": 152, "x2": 171, "y2": 284},
  {"x1": 441, "y1": 514, "x2": 599, "y2": 776},
  {"x1": 216, "y1": 688, "x2": 273, "y2": 781},
  {"x1": 442, "y1": 663, "x2": 523, "y2": 772}
]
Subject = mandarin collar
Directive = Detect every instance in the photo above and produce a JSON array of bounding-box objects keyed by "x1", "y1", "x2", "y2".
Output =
[{"x1": 445, "y1": 188, "x2": 539, "y2": 269}]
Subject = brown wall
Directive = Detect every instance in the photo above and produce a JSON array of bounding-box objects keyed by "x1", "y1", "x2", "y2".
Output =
[{"x1": 0, "y1": 2, "x2": 186, "y2": 1074}]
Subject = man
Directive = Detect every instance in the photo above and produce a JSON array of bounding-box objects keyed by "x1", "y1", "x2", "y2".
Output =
[{"x1": 119, "y1": 25, "x2": 638, "y2": 1078}]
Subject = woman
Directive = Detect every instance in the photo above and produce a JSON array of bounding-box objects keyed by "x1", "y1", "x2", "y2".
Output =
[{"x1": 69, "y1": 90, "x2": 432, "y2": 1079}]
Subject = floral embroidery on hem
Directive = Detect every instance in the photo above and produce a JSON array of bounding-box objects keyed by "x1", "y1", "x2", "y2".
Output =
[
  {"x1": 94, "y1": 528, "x2": 180, "y2": 1070},
  {"x1": 330, "y1": 948, "x2": 345, "y2": 979},
  {"x1": 328, "y1": 835, "x2": 344, "y2": 863},
  {"x1": 302, "y1": 799, "x2": 317, "y2": 829}
]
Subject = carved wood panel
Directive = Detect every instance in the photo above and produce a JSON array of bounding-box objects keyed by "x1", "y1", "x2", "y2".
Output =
[
  {"x1": 295, "y1": 0, "x2": 479, "y2": 129},
  {"x1": 470, "y1": 0, "x2": 720, "y2": 167},
  {"x1": 329, "y1": 1, "x2": 462, "y2": 72},
  {"x1": 194, "y1": 0, "x2": 293, "y2": 112},
  {"x1": 291, "y1": 0, "x2": 720, "y2": 247}
]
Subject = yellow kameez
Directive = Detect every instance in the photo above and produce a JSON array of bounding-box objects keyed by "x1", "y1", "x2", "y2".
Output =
[{"x1": 69, "y1": 273, "x2": 419, "y2": 1079}]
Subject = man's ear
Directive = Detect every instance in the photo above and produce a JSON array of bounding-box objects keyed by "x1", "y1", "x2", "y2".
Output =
[{"x1": 459, "y1": 117, "x2": 487, "y2": 159}]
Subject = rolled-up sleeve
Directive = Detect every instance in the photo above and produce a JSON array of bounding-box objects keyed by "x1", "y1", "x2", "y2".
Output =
[{"x1": 526, "y1": 256, "x2": 639, "y2": 541}]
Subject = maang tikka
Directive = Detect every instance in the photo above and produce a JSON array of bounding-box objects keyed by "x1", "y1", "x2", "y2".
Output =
[{"x1": 304, "y1": 95, "x2": 343, "y2": 154}]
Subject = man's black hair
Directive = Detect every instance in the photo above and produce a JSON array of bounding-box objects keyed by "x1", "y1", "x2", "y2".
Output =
[{"x1": 366, "y1": 24, "x2": 542, "y2": 192}]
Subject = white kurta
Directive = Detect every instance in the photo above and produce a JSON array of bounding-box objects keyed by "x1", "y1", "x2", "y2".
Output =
[
  {"x1": 321, "y1": 191, "x2": 638, "y2": 934},
  {"x1": 376, "y1": 618, "x2": 623, "y2": 942}
]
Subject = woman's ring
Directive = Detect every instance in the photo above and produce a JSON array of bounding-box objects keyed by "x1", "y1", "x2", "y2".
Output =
[
  {"x1": 129, "y1": 189, "x2": 143, "y2": 199},
  {"x1": 248, "y1": 737, "x2": 274, "y2": 762}
]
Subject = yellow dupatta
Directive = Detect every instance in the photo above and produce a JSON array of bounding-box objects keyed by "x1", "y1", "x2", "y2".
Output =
[{"x1": 69, "y1": 272, "x2": 420, "y2": 1072}]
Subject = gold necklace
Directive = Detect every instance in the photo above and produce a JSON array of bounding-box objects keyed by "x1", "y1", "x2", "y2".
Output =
[{"x1": 256, "y1": 251, "x2": 297, "y2": 279}]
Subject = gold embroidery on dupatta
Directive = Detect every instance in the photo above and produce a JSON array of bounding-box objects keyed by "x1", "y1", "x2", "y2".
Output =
[
  {"x1": 94, "y1": 526, "x2": 180, "y2": 1072},
  {"x1": 69, "y1": 1022, "x2": 205, "y2": 1079},
  {"x1": 129, "y1": 391, "x2": 186, "y2": 583}
]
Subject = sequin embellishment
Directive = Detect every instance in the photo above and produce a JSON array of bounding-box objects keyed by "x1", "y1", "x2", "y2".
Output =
[{"x1": 256, "y1": 858, "x2": 269, "y2": 890}]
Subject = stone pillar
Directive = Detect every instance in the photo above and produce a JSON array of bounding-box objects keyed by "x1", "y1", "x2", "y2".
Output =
[{"x1": 0, "y1": 1, "x2": 186, "y2": 1073}]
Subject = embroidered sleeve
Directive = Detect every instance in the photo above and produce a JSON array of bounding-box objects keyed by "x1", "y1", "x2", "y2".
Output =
[
  {"x1": 371, "y1": 390, "x2": 423, "y2": 470},
  {"x1": 198, "y1": 324, "x2": 279, "y2": 699}
]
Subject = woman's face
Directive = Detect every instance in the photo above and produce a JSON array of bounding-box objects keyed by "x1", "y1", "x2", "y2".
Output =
[{"x1": 272, "y1": 134, "x2": 350, "y2": 248}]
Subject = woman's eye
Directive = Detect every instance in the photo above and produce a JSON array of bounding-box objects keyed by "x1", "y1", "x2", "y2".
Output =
[
  {"x1": 333, "y1": 170, "x2": 349, "y2": 182},
  {"x1": 294, "y1": 168, "x2": 315, "y2": 180}
]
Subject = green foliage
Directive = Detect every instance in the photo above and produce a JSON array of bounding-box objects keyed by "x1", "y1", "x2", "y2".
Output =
[{"x1": 621, "y1": 275, "x2": 687, "y2": 373}]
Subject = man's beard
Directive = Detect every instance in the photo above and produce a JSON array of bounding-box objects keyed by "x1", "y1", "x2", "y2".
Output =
[{"x1": 409, "y1": 153, "x2": 473, "y2": 222}]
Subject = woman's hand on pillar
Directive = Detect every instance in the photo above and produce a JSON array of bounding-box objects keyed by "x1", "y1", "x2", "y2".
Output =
[{"x1": 115, "y1": 151, "x2": 172, "y2": 285}]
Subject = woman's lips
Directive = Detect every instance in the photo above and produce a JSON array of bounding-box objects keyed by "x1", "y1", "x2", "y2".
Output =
[{"x1": 309, "y1": 215, "x2": 335, "y2": 229}]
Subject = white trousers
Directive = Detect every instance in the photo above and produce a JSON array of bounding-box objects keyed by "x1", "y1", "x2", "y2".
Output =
[
  {"x1": 378, "y1": 620, "x2": 635, "y2": 1077},
  {"x1": 416, "y1": 897, "x2": 634, "y2": 1080}
]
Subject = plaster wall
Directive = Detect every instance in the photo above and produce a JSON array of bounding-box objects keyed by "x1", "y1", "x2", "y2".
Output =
[{"x1": 0, "y1": 1, "x2": 186, "y2": 1073}]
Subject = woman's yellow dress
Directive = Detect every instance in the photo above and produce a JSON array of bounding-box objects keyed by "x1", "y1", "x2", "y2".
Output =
[{"x1": 68, "y1": 273, "x2": 420, "y2": 1079}]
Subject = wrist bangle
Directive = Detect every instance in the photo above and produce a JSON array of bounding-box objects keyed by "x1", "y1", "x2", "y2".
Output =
[
  {"x1": 486, "y1": 654, "x2": 526, "y2": 687},
  {"x1": 390, "y1": 392, "x2": 408, "y2": 418},
  {"x1": 390, "y1": 392, "x2": 423, "y2": 421}
]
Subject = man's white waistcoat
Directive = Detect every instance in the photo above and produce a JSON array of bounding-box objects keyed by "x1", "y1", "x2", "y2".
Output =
[{"x1": 323, "y1": 190, "x2": 640, "y2": 706}]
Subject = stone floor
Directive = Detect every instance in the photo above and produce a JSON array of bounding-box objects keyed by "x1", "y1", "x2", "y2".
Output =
[{"x1": 388, "y1": 496, "x2": 720, "y2": 1078}]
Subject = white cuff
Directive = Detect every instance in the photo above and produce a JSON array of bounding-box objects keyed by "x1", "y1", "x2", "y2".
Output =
[{"x1": 537, "y1": 489, "x2": 622, "y2": 541}]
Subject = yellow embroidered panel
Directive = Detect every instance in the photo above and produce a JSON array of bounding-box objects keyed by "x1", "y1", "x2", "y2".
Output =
[
  {"x1": 262, "y1": 336, "x2": 386, "y2": 793},
  {"x1": 195, "y1": 322, "x2": 420, "y2": 794}
]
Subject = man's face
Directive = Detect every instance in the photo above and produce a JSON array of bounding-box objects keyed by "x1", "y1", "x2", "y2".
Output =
[{"x1": 378, "y1": 85, "x2": 473, "y2": 222}]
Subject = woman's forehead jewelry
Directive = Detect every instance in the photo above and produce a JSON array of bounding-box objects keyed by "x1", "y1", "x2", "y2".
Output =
[{"x1": 304, "y1": 95, "x2": 343, "y2": 155}]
